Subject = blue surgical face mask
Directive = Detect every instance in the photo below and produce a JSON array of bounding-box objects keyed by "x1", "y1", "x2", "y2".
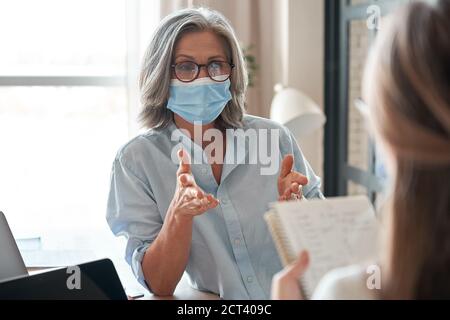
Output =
[{"x1": 167, "y1": 76, "x2": 232, "y2": 124}]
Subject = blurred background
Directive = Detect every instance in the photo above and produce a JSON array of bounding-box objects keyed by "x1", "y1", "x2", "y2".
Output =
[
  {"x1": 0, "y1": 0, "x2": 326, "y2": 234},
  {"x1": 0, "y1": 0, "x2": 414, "y2": 295}
]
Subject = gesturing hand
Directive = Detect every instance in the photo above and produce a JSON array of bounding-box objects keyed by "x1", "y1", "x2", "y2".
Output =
[
  {"x1": 170, "y1": 149, "x2": 219, "y2": 219},
  {"x1": 277, "y1": 154, "x2": 309, "y2": 201}
]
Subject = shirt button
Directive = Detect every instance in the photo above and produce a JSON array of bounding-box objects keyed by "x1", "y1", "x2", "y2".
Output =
[
  {"x1": 221, "y1": 199, "x2": 228, "y2": 205},
  {"x1": 247, "y1": 276, "x2": 253, "y2": 283},
  {"x1": 201, "y1": 168, "x2": 208, "y2": 175},
  {"x1": 234, "y1": 238, "x2": 241, "y2": 246}
]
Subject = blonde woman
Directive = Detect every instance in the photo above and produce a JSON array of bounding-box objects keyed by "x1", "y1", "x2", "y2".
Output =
[{"x1": 272, "y1": 0, "x2": 450, "y2": 300}]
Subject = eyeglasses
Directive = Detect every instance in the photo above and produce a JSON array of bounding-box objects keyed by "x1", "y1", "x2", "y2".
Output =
[{"x1": 171, "y1": 61, "x2": 235, "y2": 83}]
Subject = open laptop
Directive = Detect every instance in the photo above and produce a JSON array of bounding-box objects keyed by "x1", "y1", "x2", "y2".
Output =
[
  {"x1": 0, "y1": 211, "x2": 127, "y2": 300},
  {"x1": 0, "y1": 211, "x2": 28, "y2": 282},
  {"x1": 0, "y1": 258, "x2": 127, "y2": 300}
]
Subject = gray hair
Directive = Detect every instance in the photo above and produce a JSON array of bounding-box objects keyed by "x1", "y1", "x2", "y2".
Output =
[{"x1": 139, "y1": 7, "x2": 248, "y2": 129}]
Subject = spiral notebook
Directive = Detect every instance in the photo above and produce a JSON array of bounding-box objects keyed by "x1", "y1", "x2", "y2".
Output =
[{"x1": 264, "y1": 195, "x2": 379, "y2": 299}]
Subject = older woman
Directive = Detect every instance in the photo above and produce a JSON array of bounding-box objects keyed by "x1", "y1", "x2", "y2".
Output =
[{"x1": 106, "y1": 8, "x2": 322, "y2": 299}]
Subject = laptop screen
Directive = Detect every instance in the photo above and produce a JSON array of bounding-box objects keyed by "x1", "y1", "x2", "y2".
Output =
[
  {"x1": 0, "y1": 212, "x2": 28, "y2": 282},
  {"x1": 0, "y1": 258, "x2": 127, "y2": 300}
]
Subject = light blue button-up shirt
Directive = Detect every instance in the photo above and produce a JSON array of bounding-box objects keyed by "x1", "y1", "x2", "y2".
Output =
[{"x1": 106, "y1": 115, "x2": 323, "y2": 300}]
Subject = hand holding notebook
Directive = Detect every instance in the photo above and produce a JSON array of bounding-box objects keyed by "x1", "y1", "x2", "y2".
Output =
[{"x1": 265, "y1": 195, "x2": 379, "y2": 299}]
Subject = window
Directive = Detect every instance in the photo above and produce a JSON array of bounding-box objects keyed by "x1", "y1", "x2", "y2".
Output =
[
  {"x1": 0, "y1": 0, "x2": 160, "y2": 237},
  {"x1": 324, "y1": 0, "x2": 411, "y2": 206}
]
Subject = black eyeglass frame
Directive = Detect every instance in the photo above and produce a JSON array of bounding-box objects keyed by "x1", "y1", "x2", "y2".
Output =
[{"x1": 171, "y1": 61, "x2": 235, "y2": 83}]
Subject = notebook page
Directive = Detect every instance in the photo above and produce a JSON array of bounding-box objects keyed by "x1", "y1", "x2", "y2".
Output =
[{"x1": 274, "y1": 196, "x2": 378, "y2": 297}]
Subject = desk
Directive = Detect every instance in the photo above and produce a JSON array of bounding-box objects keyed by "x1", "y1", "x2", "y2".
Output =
[
  {"x1": 24, "y1": 228, "x2": 221, "y2": 300},
  {"x1": 141, "y1": 277, "x2": 220, "y2": 300}
]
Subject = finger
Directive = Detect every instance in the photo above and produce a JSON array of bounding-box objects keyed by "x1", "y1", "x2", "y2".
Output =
[
  {"x1": 270, "y1": 251, "x2": 309, "y2": 300},
  {"x1": 208, "y1": 197, "x2": 219, "y2": 209},
  {"x1": 201, "y1": 197, "x2": 210, "y2": 206},
  {"x1": 184, "y1": 201, "x2": 204, "y2": 212},
  {"x1": 192, "y1": 197, "x2": 208, "y2": 209},
  {"x1": 182, "y1": 190, "x2": 213, "y2": 210},
  {"x1": 181, "y1": 188, "x2": 196, "y2": 202},
  {"x1": 204, "y1": 194, "x2": 216, "y2": 204},
  {"x1": 196, "y1": 188, "x2": 204, "y2": 199},
  {"x1": 201, "y1": 197, "x2": 214, "y2": 211},
  {"x1": 179, "y1": 173, "x2": 195, "y2": 187},
  {"x1": 177, "y1": 149, "x2": 192, "y2": 176},
  {"x1": 290, "y1": 182, "x2": 300, "y2": 194},
  {"x1": 283, "y1": 187, "x2": 292, "y2": 200},
  {"x1": 279, "y1": 154, "x2": 294, "y2": 179},
  {"x1": 285, "y1": 251, "x2": 310, "y2": 278},
  {"x1": 290, "y1": 172, "x2": 309, "y2": 186},
  {"x1": 187, "y1": 198, "x2": 215, "y2": 214},
  {"x1": 203, "y1": 194, "x2": 218, "y2": 207}
]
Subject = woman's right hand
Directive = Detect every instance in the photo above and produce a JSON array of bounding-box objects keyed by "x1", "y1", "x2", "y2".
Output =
[
  {"x1": 170, "y1": 149, "x2": 219, "y2": 219},
  {"x1": 271, "y1": 251, "x2": 310, "y2": 300}
]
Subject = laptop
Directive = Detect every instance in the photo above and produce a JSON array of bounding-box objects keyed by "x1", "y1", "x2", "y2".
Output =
[
  {"x1": 0, "y1": 211, "x2": 127, "y2": 300},
  {"x1": 0, "y1": 258, "x2": 128, "y2": 300},
  {"x1": 0, "y1": 212, "x2": 28, "y2": 282}
]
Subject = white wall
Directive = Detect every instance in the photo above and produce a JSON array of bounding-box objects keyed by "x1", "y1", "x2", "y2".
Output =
[{"x1": 286, "y1": 0, "x2": 325, "y2": 179}]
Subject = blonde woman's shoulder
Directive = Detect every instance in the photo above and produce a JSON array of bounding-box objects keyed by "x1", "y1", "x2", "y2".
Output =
[{"x1": 311, "y1": 265, "x2": 380, "y2": 300}]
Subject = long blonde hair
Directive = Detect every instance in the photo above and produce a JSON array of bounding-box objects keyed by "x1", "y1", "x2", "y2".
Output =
[{"x1": 365, "y1": 0, "x2": 450, "y2": 299}]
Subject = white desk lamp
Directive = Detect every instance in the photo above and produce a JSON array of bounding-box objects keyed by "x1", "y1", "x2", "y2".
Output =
[{"x1": 270, "y1": 84, "x2": 326, "y2": 137}]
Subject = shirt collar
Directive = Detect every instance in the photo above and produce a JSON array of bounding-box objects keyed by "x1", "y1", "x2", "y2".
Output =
[{"x1": 167, "y1": 121, "x2": 250, "y2": 184}]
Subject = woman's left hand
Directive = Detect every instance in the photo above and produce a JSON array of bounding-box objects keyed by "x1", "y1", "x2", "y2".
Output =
[
  {"x1": 271, "y1": 251, "x2": 310, "y2": 300},
  {"x1": 278, "y1": 154, "x2": 309, "y2": 201}
]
